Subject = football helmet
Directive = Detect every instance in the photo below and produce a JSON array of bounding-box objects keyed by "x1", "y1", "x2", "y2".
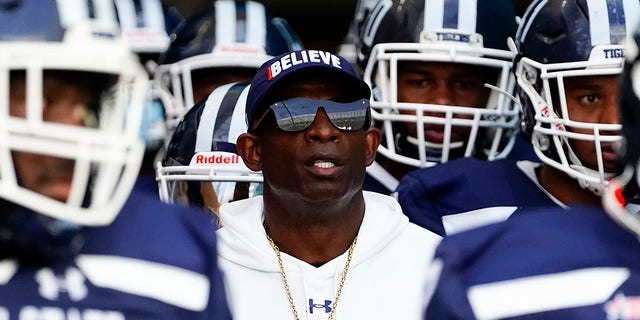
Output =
[
  {"x1": 114, "y1": 0, "x2": 185, "y2": 150},
  {"x1": 114, "y1": 0, "x2": 183, "y2": 57},
  {"x1": 603, "y1": 26, "x2": 640, "y2": 236},
  {"x1": 156, "y1": 82, "x2": 262, "y2": 219},
  {"x1": 514, "y1": 0, "x2": 640, "y2": 194},
  {"x1": 357, "y1": 0, "x2": 520, "y2": 168},
  {"x1": 0, "y1": 1, "x2": 149, "y2": 226},
  {"x1": 338, "y1": 0, "x2": 380, "y2": 69},
  {"x1": 153, "y1": 0, "x2": 303, "y2": 135}
]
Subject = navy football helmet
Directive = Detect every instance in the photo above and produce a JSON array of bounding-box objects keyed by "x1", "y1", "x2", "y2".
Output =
[
  {"x1": 0, "y1": 0, "x2": 148, "y2": 260},
  {"x1": 514, "y1": 0, "x2": 640, "y2": 194},
  {"x1": 154, "y1": 0, "x2": 303, "y2": 135},
  {"x1": 356, "y1": 0, "x2": 520, "y2": 168},
  {"x1": 603, "y1": 26, "x2": 640, "y2": 236},
  {"x1": 156, "y1": 82, "x2": 262, "y2": 222},
  {"x1": 338, "y1": 0, "x2": 380, "y2": 69}
]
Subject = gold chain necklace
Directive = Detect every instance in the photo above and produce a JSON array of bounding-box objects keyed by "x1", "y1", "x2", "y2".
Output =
[{"x1": 265, "y1": 229, "x2": 357, "y2": 320}]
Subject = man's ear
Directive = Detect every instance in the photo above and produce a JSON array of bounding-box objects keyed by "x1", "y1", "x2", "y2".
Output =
[
  {"x1": 236, "y1": 132, "x2": 263, "y2": 172},
  {"x1": 364, "y1": 127, "x2": 382, "y2": 166}
]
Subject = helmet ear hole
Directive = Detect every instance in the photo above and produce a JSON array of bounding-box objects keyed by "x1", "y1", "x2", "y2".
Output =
[
  {"x1": 523, "y1": 66, "x2": 538, "y2": 85},
  {"x1": 532, "y1": 131, "x2": 550, "y2": 153}
]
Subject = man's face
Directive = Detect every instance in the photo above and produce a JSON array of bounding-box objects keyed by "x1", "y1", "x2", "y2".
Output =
[
  {"x1": 395, "y1": 61, "x2": 496, "y2": 145},
  {"x1": 250, "y1": 77, "x2": 379, "y2": 204},
  {"x1": 10, "y1": 72, "x2": 96, "y2": 202},
  {"x1": 560, "y1": 75, "x2": 620, "y2": 172}
]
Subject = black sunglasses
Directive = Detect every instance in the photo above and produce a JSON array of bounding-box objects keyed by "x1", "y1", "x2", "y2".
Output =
[{"x1": 257, "y1": 97, "x2": 370, "y2": 132}]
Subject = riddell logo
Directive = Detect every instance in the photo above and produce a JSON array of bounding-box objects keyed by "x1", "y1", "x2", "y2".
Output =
[{"x1": 194, "y1": 152, "x2": 240, "y2": 165}]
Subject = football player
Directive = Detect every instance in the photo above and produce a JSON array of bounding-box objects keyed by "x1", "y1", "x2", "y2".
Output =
[
  {"x1": 396, "y1": 0, "x2": 640, "y2": 236},
  {"x1": 355, "y1": 0, "x2": 526, "y2": 195},
  {"x1": 423, "y1": 20, "x2": 640, "y2": 319},
  {"x1": 0, "y1": 1, "x2": 231, "y2": 318}
]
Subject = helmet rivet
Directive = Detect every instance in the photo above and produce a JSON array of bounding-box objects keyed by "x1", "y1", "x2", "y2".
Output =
[{"x1": 532, "y1": 131, "x2": 549, "y2": 152}]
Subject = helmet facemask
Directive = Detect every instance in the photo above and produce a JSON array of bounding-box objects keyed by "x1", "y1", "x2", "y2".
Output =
[
  {"x1": 363, "y1": 37, "x2": 520, "y2": 168},
  {"x1": 0, "y1": 37, "x2": 149, "y2": 226},
  {"x1": 515, "y1": 54, "x2": 623, "y2": 195}
]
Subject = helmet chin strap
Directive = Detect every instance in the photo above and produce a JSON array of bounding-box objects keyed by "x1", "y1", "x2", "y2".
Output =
[
  {"x1": 570, "y1": 164, "x2": 615, "y2": 196},
  {"x1": 564, "y1": 138, "x2": 614, "y2": 196}
]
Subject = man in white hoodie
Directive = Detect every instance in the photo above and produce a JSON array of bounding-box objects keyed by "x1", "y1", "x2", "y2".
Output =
[{"x1": 216, "y1": 49, "x2": 442, "y2": 320}]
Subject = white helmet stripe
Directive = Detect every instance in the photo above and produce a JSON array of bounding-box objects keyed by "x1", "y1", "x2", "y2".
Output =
[
  {"x1": 228, "y1": 85, "x2": 250, "y2": 144},
  {"x1": 195, "y1": 83, "x2": 234, "y2": 152},
  {"x1": 195, "y1": 83, "x2": 249, "y2": 152},
  {"x1": 624, "y1": 0, "x2": 640, "y2": 42},
  {"x1": 517, "y1": 0, "x2": 547, "y2": 44},
  {"x1": 211, "y1": 85, "x2": 243, "y2": 144},
  {"x1": 57, "y1": 0, "x2": 90, "y2": 28},
  {"x1": 423, "y1": 0, "x2": 478, "y2": 33},
  {"x1": 588, "y1": 0, "x2": 613, "y2": 45},
  {"x1": 361, "y1": 0, "x2": 392, "y2": 48},
  {"x1": 91, "y1": 0, "x2": 117, "y2": 22},
  {"x1": 588, "y1": 0, "x2": 640, "y2": 46},
  {"x1": 423, "y1": 0, "x2": 445, "y2": 30},
  {"x1": 519, "y1": 0, "x2": 639, "y2": 46},
  {"x1": 115, "y1": 0, "x2": 164, "y2": 30},
  {"x1": 114, "y1": 0, "x2": 137, "y2": 29},
  {"x1": 140, "y1": 0, "x2": 165, "y2": 29},
  {"x1": 457, "y1": 0, "x2": 477, "y2": 32},
  {"x1": 245, "y1": 1, "x2": 267, "y2": 47},
  {"x1": 57, "y1": 0, "x2": 117, "y2": 28},
  {"x1": 215, "y1": 0, "x2": 236, "y2": 45}
]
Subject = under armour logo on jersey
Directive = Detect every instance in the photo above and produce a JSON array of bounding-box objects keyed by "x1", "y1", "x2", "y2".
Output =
[
  {"x1": 35, "y1": 267, "x2": 88, "y2": 301},
  {"x1": 308, "y1": 299, "x2": 332, "y2": 314}
]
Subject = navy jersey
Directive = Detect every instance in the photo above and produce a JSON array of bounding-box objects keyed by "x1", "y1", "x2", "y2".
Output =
[
  {"x1": 396, "y1": 158, "x2": 559, "y2": 236},
  {"x1": 506, "y1": 133, "x2": 539, "y2": 162},
  {"x1": 424, "y1": 206, "x2": 640, "y2": 319},
  {"x1": 363, "y1": 161, "x2": 398, "y2": 195},
  {"x1": 0, "y1": 191, "x2": 232, "y2": 319},
  {"x1": 133, "y1": 174, "x2": 160, "y2": 197}
]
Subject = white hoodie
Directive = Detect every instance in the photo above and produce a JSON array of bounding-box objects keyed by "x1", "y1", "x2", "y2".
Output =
[{"x1": 217, "y1": 191, "x2": 441, "y2": 320}]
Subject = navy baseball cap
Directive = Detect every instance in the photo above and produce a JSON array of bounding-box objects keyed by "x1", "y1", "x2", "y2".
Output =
[{"x1": 245, "y1": 49, "x2": 371, "y2": 131}]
